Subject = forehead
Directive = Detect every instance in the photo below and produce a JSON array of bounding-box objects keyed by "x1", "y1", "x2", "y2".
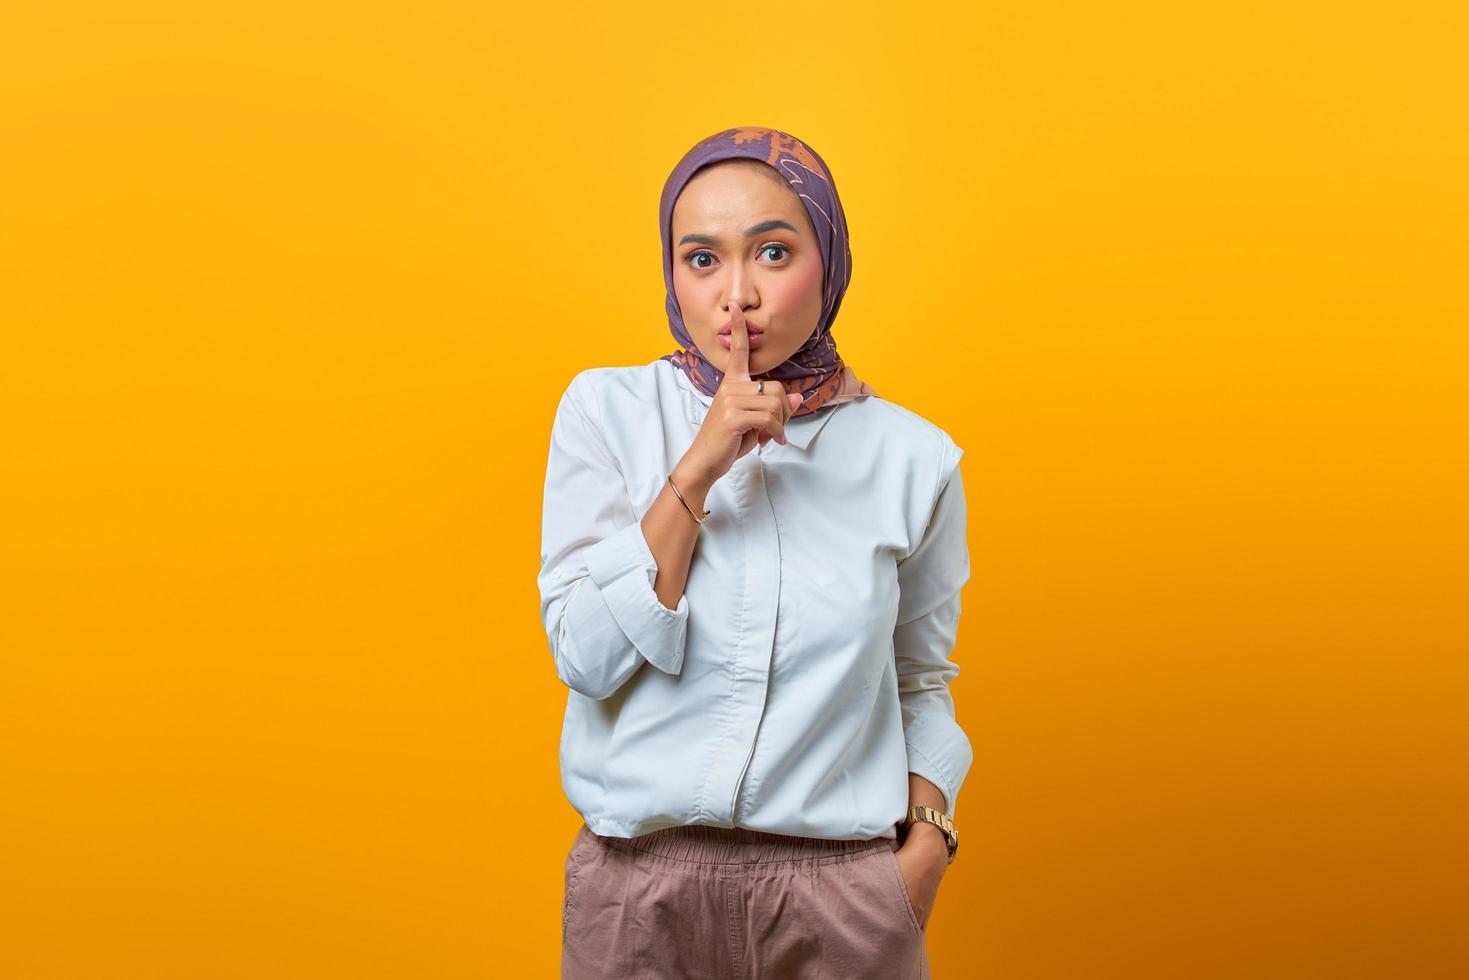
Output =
[{"x1": 672, "y1": 161, "x2": 806, "y2": 229}]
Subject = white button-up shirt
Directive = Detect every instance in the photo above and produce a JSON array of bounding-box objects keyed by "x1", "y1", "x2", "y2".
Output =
[{"x1": 538, "y1": 358, "x2": 973, "y2": 840}]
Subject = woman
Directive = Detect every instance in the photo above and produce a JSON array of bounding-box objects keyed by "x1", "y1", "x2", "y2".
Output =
[{"x1": 538, "y1": 127, "x2": 972, "y2": 979}]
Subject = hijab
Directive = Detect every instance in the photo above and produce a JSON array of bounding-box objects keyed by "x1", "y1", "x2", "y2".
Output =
[{"x1": 658, "y1": 127, "x2": 878, "y2": 417}]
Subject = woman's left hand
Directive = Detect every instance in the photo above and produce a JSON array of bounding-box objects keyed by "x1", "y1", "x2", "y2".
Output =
[{"x1": 894, "y1": 827, "x2": 950, "y2": 931}]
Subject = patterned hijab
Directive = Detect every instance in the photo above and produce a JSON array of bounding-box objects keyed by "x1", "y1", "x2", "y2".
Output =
[{"x1": 658, "y1": 127, "x2": 878, "y2": 416}]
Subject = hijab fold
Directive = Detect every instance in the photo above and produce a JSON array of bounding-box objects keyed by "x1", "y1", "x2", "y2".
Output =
[{"x1": 658, "y1": 127, "x2": 877, "y2": 417}]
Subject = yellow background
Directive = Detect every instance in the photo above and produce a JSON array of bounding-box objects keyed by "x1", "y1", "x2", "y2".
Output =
[{"x1": 3, "y1": 1, "x2": 1466, "y2": 977}]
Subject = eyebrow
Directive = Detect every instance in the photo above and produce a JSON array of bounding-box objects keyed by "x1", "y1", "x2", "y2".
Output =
[{"x1": 678, "y1": 219, "x2": 799, "y2": 247}]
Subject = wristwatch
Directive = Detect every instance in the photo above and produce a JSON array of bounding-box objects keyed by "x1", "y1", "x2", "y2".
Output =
[{"x1": 904, "y1": 804, "x2": 959, "y2": 864}]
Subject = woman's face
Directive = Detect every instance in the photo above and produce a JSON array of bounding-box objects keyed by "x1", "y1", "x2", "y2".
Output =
[{"x1": 671, "y1": 160, "x2": 824, "y2": 377}]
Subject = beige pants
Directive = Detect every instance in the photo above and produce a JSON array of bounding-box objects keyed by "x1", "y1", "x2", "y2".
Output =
[{"x1": 561, "y1": 823, "x2": 931, "y2": 979}]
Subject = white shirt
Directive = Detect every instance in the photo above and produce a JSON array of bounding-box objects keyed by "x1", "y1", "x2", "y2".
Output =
[{"x1": 538, "y1": 357, "x2": 973, "y2": 840}]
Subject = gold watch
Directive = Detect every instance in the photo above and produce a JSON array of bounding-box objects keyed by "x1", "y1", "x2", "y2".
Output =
[{"x1": 904, "y1": 804, "x2": 958, "y2": 864}]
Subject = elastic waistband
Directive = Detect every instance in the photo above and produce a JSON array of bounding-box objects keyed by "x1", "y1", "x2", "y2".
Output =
[{"x1": 588, "y1": 823, "x2": 895, "y2": 866}]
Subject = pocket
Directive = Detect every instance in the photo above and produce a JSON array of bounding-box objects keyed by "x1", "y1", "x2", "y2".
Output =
[
  {"x1": 880, "y1": 845, "x2": 924, "y2": 937},
  {"x1": 563, "y1": 826, "x2": 589, "y2": 942}
]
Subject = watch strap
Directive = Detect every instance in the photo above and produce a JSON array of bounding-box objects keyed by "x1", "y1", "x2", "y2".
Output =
[{"x1": 905, "y1": 804, "x2": 958, "y2": 864}]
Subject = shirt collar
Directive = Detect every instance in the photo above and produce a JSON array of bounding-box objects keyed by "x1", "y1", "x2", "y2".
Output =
[{"x1": 665, "y1": 359, "x2": 840, "y2": 452}]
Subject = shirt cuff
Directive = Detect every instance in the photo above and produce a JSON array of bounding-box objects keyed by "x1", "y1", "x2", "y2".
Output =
[
  {"x1": 582, "y1": 519, "x2": 689, "y2": 676},
  {"x1": 904, "y1": 708, "x2": 974, "y2": 820}
]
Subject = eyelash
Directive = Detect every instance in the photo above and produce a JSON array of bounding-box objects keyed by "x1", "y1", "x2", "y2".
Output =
[{"x1": 684, "y1": 244, "x2": 791, "y2": 270}]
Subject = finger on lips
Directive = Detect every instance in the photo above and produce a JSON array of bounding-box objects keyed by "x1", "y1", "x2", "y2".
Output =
[
  {"x1": 726, "y1": 305, "x2": 750, "y2": 381},
  {"x1": 725, "y1": 306, "x2": 793, "y2": 446}
]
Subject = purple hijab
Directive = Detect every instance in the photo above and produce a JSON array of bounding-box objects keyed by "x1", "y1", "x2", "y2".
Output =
[{"x1": 658, "y1": 127, "x2": 877, "y2": 416}]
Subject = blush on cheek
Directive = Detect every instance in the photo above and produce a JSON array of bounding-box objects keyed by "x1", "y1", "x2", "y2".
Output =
[
  {"x1": 774, "y1": 257, "x2": 824, "y2": 323},
  {"x1": 793, "y1": 256, "x2": 822, "y2": 293},
  {"x1": 787, "y1": 255, "x2": 822, "y2": 296},
  {"x1": 673, "y1": 272, "x2": 713, "y2": 338}
]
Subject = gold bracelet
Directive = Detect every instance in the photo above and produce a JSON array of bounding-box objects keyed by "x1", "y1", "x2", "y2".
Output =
[{"x1": 667, "y1": 474, "x2": 711, "y2": 525}]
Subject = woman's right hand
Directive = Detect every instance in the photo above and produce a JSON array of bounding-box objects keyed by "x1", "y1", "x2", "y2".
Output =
[{"x1": 677, "y1": 304, "x2": 803, "y2": 491}]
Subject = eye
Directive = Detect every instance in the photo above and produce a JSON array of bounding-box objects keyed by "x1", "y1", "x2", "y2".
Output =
[{"x1": 683, "y1": 244, "x2": 791, "y2": 270}]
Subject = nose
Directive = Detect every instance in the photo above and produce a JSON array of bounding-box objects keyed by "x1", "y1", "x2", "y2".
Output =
[{"x1": 725, "y1": 262, "x2": 758, "y2": 314}]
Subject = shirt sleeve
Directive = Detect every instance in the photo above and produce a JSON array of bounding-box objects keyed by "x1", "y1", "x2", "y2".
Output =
[
  {"x1": 893, "y1": 440, "x2": 974, "y2": 819},
  {"x1": 538, "y1": 377, "x2": 690, "y2": 700}
]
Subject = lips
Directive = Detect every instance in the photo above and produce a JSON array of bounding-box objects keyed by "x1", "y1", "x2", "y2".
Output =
[{"x1": 718, "y1": 322, "x2": 764, "y2": 336}]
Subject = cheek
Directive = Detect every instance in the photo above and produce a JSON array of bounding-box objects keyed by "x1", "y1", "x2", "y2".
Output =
[
  {"x1": 672, "y1": 267, "x2": 711, "y2": 327},
  {"x1": 772, "y1": 258, "x2": 823, "y2": 317}
]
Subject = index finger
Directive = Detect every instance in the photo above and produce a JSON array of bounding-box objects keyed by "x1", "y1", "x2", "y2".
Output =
[{"x1": 724, "y1": 305, "x2": 751, "y2": 382}]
